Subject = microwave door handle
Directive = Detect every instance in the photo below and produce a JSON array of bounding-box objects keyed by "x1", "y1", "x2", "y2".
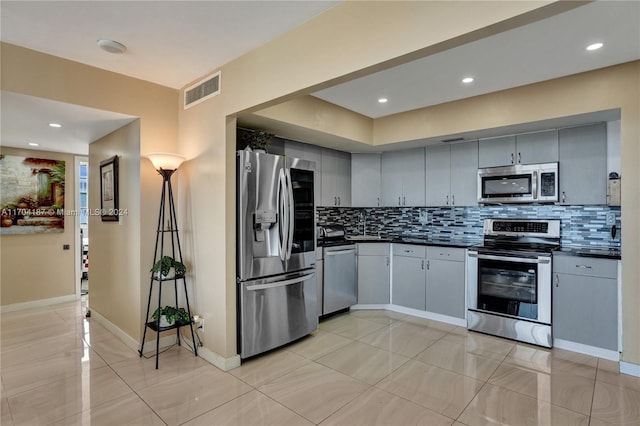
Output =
[
  {"x1": 286, "y1": 168, "x2": 294, "y2": 260},
  {"x1": 532, "y1": 170, "x2": 538, "y2": 200}
]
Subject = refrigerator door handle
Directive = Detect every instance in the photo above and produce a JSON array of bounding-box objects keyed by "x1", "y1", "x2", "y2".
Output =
[
  {"x1": 278, "y1": 168, "x2": 288, "y2": 261},
  {"x1": 246, "y1": 273, "x2": 315, "y2": 291},
  {"x1": 285, "y1": 168, "x2": 294, "y2": 260}
]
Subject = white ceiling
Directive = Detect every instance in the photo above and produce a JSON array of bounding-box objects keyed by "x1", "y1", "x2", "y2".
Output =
[
  {"x1": 1, "y1": 1, "x2": 639, "y2": 154},
  {"x1": 313, "y1": 1, "x2": 640, "y2": 118},
  {"x1": 0, "y1": 92, "x2": 136, "y2": 155},
  {"x1": 0, "y1": 0, "x2": 339, "y2": 89}
]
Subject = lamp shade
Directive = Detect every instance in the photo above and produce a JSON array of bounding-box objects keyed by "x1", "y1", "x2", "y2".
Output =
[{"x1": 146, "y1": 152, "x2": 185, "y2": 171}]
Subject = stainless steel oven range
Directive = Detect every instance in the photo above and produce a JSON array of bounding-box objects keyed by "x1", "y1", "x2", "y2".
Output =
[{"x1": 467, "y1": 219, "x2": 560, "y2": 347}]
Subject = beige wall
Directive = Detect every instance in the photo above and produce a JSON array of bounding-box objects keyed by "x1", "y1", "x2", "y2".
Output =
[
  {"x1": 0, "y1": 147, "x2": 76, "y2": 306},
  {"x1": 88, "y1": 122, "x2": 142, "y2": 338},
  {"x1": 1, "y1": 43, "x2": 178, "y2": 342}
]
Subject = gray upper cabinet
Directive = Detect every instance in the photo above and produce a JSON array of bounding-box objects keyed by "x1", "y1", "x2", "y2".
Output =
[
  {"x1": 516, "y1": 130, "x2": 558, "y2": 164},
  {"x1": 351, "y1": 153, "x2": 381, "y2": 207},
  {"x1": 426, "y1": 141, "x2": 478, "y2": 206},
  {"x1": 478, "y1": 131, "x2": 558, "y2": 168},
  {"x1": 558, "y1": 123, "x2": 607, "y2": 205},
  {"x1": 321, "y1": 148, "x2": 351, "y2": 207},
  {"x1": 285, "y1": 140, "x2": 323, "y2": 206},
  {"x1": 425, "y1": 145, "x2": 450, "y2": 207},
  {"x1": 381, "y1": 149, "x2": 425, "y2": 207},
  {"x1": 478, "y1": 135, "x2": 516, "y2": 168}
]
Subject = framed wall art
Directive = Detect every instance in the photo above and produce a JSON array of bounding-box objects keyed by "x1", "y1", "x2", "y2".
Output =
[
  {"x1": 0, "y1": 155, "x2": 66, "y2": 235},
  {"x1": 100, "y1": 155, "x2": 119, "y2": 222}
]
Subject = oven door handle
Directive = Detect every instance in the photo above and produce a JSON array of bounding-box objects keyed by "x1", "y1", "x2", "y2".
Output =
[{"x1": 468, "y1": 252, "x2": 550, "y2": 264}]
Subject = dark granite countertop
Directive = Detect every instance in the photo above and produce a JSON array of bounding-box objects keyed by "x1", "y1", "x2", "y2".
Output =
[
  {"x1": 554, "y1": 246, "x2": 621, "y2": 260},
  {"x1": 338, "y1": 235, "x2": 480, "y2": 249}
]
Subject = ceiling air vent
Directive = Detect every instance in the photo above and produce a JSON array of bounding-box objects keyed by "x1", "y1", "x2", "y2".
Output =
[
  {"x1": 184, "y1": 71, "x2": 221, "y2": 109},
  {"x1": 441, "y1": 137, "x2": 465, "y2": 143}
]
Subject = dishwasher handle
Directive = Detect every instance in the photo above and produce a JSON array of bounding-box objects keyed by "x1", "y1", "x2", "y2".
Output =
[{"x1": 325, "y1": 249, "x2": 356, "y2": 256}]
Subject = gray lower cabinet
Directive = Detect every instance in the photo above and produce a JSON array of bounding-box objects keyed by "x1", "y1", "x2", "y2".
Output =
[
  {"x1": 425, "y1": 247, "x2": 466, "y2": 319},
  {"x1": 552, "y1": 255, "x2": 618, "y2": 351},
  {"x1": 357, "y1": 243, "x2": 390, "y2": 304},
  {"x1": 391, "y1": 244, "x2": 426, "y2": 310}
]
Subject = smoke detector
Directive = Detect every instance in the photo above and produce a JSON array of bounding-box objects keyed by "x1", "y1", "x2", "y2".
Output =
[{"x1": 97, "y1": 39, "x2": 127, "y2": 54}]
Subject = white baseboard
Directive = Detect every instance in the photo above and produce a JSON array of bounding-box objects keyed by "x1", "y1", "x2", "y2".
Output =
[
  {"x1": 91, "y1": 311, "x2": 240, "y2": 370},
  {"x1": 351, "y1": 304, "x2": 466, "y2": 327},
  {"x1": 620, "y1": 361, "x2": 640, "y2": 377},
  {"x1": 90, "y1": 309, "x2": 177, "y2": 354},
  {"x1": 0, "y1": 294, "x2": 78, "y2": 313},
  {"x1": 553, "y1": 338, "x2": 619, "y2": 361},
  {"x1": 351, "y1": 304, "x2": 393, "y2": 311},
  {"x1": 197, "y1": 346, "x2": 241, "y2": 371}
]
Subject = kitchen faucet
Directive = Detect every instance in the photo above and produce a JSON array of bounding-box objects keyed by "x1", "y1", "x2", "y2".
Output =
[{"x1": 359, "y1": 211, "x2": 367, "y2": 236}]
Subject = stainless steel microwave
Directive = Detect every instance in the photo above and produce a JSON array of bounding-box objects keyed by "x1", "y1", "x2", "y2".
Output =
[{"x1": 478, "y1": 162, "x2": 559, "y2": 204}]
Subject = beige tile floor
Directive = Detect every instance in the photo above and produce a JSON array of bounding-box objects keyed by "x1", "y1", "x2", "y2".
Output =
[{"x1": 2, "y1": 299, "x2": 640, "y2": 426}]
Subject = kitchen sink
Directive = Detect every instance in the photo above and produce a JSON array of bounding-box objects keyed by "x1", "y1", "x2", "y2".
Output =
[{"x1": 346, "y1": 235, "x2": 384, "y2": 241}]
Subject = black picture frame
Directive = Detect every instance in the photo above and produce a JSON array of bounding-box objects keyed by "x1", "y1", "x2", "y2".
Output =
[{"x1": 100, "y1": 155, "x2": 119, "y2": 222}]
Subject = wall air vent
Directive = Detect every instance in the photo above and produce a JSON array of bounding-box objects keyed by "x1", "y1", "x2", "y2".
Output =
[
  {"x1": 184, "y1": 71, "x2": 221, "y2": 109},
  {"x1": 441, "y1": 137, "x2": 465, "y2": 143}
]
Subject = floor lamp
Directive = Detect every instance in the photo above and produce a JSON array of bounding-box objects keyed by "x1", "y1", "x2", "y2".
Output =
[{"x1": 139, "y1": 152, "x2": 198, "y2": 369}]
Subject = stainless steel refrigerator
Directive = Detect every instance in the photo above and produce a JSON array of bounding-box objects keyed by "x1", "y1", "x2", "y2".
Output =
[{"x1": 236, "y1": 149, "x2": 317, "y2": 359}]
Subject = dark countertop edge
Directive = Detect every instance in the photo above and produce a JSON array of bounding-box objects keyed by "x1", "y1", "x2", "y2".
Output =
[
  {"x1": 324, "y1": 238, "x2": 479, "y2": 248},
  {"x1": 554, "y1": 247, "x2": 621, "y2": 260}
]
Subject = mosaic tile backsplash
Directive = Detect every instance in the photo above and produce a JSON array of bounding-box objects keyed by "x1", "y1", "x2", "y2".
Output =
[{"x1": 317, "y1": 205, "x2": 621, "y2": 248}]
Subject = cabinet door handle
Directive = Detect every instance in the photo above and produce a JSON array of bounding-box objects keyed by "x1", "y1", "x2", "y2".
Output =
[
  {"x1": 439, "y1": 252, "x2": 449, "y2": 257},
  {"x1": 426, "y1": 260, "x2": 430, "y2": 270},
  {"x1": 451, "y1": 194, "x2": 455, "y2": 205},
  {"x1": 421, "y1": 260, "x2": 424, "y2": 270},
  {"x1": 398, "y1": 196, "x2": 401, "y2": 206},
  {"x1": 554, "y1": 274, "x2": 559, "y2": 287},
  {"x1": 576, "y1": 265, "x2": 593, "y2": 269},
  {"x1": 377, "y1": 197, "x2": 380, "y2": 207},
  {"x1": 445, "y1": 195, "x2": 449, "y2": 205},
  {"x1": 518, "y1": 152, "x2": 522, "y2": 164},
  {"x1": 386, "y1": 257, "x2": 389, "y2": 266},
  {"x1": 338, "y1": 196, "x2": 341, "y2": 206},
  {"x1": 562, "y1": 191, "x2": 566, "y2": 203},
  {"x1": 511, "y1": 153, "x2": 514, "y2": 164},
  {"x1": 334, "y1": 196, "x2": 337, "y2": 205},
  {"x1": 403, "y1": 196, "x2": 406, "y2": 205}
]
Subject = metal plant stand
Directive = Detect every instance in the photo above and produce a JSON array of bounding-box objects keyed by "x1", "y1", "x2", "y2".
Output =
[{"x1": 139, "y1": 160, "x2": 197, "y2": 369}]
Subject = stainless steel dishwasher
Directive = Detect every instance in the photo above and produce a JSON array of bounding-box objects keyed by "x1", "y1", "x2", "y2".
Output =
[{"x1": 323, "y1": 243, "x2": 357, "y2": 315}]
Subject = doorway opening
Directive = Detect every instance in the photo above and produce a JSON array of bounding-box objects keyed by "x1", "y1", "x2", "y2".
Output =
[{"x1": 79, "y1": 159, "x2": 89, "y2": 295}]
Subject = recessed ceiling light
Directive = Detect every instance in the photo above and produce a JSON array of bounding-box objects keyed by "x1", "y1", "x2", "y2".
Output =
[
  {"x1": 586, "y1": 42, "x2": 603, "y2": 51},
  {"x1": 378, "y1": 98, "x2": 388, "y2": 103},
  {"x1": 97, "y1": 39, "x2": 127, "y2": 54},
  {"x1": 49, "y1": 122, "x2": 62, "y2": 128},
  {"x1": 28, "y1": 142, "x2": 39, "y2": 147},
  {"x1": 462, "y1": 77, "x2": 474, "y2": 84}
]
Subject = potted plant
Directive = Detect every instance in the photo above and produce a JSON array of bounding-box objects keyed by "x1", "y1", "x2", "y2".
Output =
[
  {"x1": 152, "y1": 306, "x2": 190, "y2": 328},
  {"x1": 150, "y1": 255, "x2": 186, "y2": 279},
  {"x1": 241, "y1": 130, "x2": 274, "y2": 153}
]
